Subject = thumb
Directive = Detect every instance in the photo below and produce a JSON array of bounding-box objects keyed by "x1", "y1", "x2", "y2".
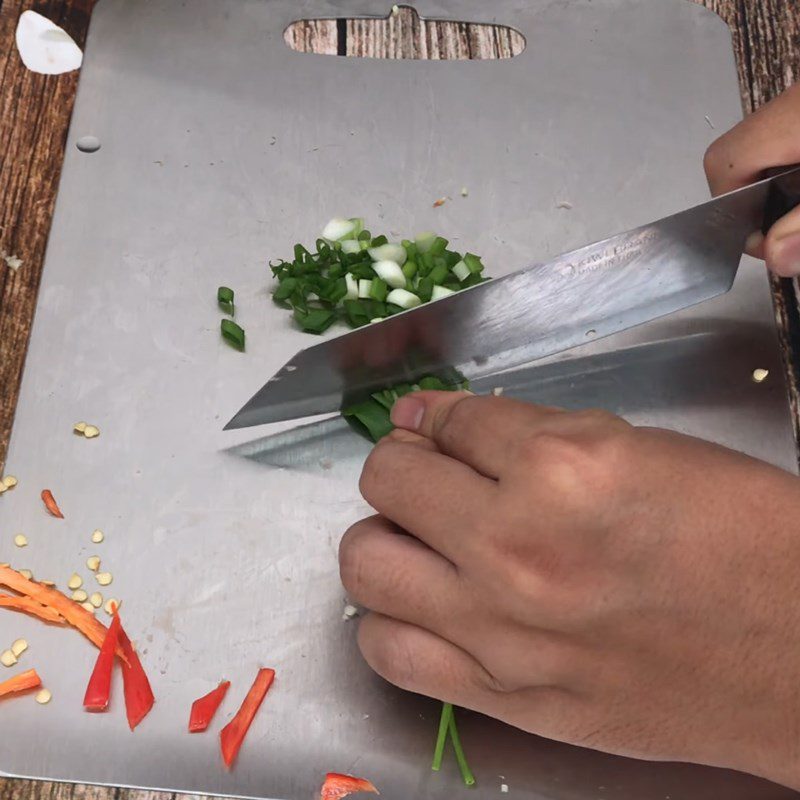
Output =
[{"x1": 763, "y1": 205, "x2": 800, "y2": 278}]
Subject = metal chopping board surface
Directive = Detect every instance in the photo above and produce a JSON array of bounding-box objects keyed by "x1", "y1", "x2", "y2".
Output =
[{"x1": 1, "y1": 0, "x2": 797, "y2": 798}]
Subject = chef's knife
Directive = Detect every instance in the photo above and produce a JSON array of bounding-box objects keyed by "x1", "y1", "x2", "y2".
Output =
[{"x1": 225, "y1": 166, "x2": 800, "y2": 430}]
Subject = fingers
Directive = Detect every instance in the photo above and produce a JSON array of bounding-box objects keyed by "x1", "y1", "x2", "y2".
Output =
[
  {"x1": 763, "y1": 206, "x2": 800, "y2": 278},
  {"x1": 390, "y1": 391, "x2": 562, "y2": 479},
  {"x1": 360, "y1": 439, "x2": 496, "y2": 564},
  {"x1": 339, "y1": 515, "x2": 471, "y2": 641},
  {"x1": 356, "y1": 612, "x2": 501, "y2": 709},
  {"x1": 703, "y1": 84, "x2": 800, "y2": 269}
]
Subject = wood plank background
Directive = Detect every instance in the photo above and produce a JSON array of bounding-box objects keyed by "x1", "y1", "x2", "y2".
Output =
[{"x1": 0, "y1": 1, "x2": 798, "y2": 798}]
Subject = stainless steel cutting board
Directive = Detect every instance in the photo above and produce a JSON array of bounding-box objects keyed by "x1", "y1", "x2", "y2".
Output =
[{"x1": 1, "y1": 1, "x2": 797, "y2": 798}]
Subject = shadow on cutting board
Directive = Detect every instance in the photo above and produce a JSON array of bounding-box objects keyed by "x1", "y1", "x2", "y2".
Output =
[{"x1": 223, "y1": 317, "x2": 784, "y2": 472}]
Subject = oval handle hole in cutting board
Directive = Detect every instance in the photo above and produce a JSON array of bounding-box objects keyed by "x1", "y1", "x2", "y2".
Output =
[{"x1": 284, "y1": 5, "x2": 525, "y2": 60}]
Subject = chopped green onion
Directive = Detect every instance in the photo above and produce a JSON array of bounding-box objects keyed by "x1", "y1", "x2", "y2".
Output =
[
  {"x1": 358, "y1": 278, "x2": 373, "y2": 299},
  {"x1": 322, "y1": 218, "x2": 356, "y2": 242},
  {"x1": 452, "y1": 260, "x2": 471, "y2": 281},
  {"x1": 220, "y1": 319, "x2": 245, "y2": 351},
  {"x1": 417, "y1": 276, "x2": 434, "y2": 302},
  {"x1": 429, "y1": 261, "x2": 450, "y2": 284},
  {"x1": 368, "y1": 242, "x2": 407, "y2": 265},
  {"x1": 217, "y1": 286, "x2": 234, "y2": 315},
  {"x1": 342, "y1": 398, "x2": 395, "y2": 441},
  {"x1": 402, "y1": 259, "x2": 418, "y2": 279},
  {"x1": 293, "y1": 308, "x2": 337, "y2": 334},
  {"x1": 415, "y1": 231, "x2": 437, "y2": 253},
  {"x1": 370, "y1": 277, "x2": 388, "y2": 302},
  {"x1": 431, "y1": 285, "x2": 456, "y2": 301},
  {"x1": 386, "y1": 288, "x2": 421, "y2": 309},
  {"x1": 341, "y1": 240, "x2": 362, "y2": 255},
  {"x1": 344, "y1": 273, "x2": 359, "y2": 300},
  {"x1": 373, "y1": 260, "x2": 406, "y2": 288}
]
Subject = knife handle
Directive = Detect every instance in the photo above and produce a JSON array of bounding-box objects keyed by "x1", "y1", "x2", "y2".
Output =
[{"x1": 761, "y1": 165, "x2": 800, "y2": 235}]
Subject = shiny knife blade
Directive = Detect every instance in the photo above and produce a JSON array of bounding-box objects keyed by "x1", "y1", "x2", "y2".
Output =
[{"x1": 225, "y1": 167, "x2": 800, "y2": 430}]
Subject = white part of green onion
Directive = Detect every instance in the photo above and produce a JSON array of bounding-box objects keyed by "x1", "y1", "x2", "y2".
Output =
[
  {"x1": 373, "y1": 260, "x2": 406, "y2": 289},
  {"x1": 341, "y1": 239, "x2": 361, "y2": 254},
  {"x1": 414, "y1": 231, "x2": 437, "y2": 253},
  {"x1": 452, "y1": 260, "x2": 471, "y2": 281},
  {"x1": 369, "y1": 317, "x2": 384, "y2": 324},
  {"x1": 322, "y1": 218, "x2": 356, "y2": 242},
  {"x1": 368, "y1": 243, "x2": 407, "y2": 266},
  {"x1": 386, "y1": 288, "x2": 421, "y2": 309},
  {"x1": 345, "y1": 273, "x2": 359, "y2": 300},
  {"x1": 431, "y1": 285, "x2": 456, "y2": 301},
  {"x1": 358, "y1": 279, "x2": 373, "y2": 299}
]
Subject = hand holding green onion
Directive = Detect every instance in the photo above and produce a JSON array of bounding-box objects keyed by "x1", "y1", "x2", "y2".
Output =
[{"x1": 340, "y1": 390, "x2": 800, "y2": 791}]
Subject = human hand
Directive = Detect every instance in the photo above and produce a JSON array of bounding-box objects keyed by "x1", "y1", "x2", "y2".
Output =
[
  {"x1": 340, "y1": 391, "x2": 800, "y2": 788},
  {"x1": 704, "y1": 82, "x2": 800, "y2": 276}
]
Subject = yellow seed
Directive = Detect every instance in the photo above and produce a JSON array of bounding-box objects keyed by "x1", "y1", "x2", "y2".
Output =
[
  {"x1": 13, "y1": 534, "x2": 27, "y2": 548},
  {"x1": 71, "y1": 589, "x2": 88, "y2": 602},
  {"x1": 73, "y1": 422, "x2": 87, "y2": 433},
  {"x1": 35, "y1": 688, "x2": 52, "y2": 704},
  {"x1": 83, "y1": 425, "x2": 100, "y2": 438},
  {"x1": 104, "y1": 598, "x2": 120, "y2": 615},
  {"x1": 2, "y1": 476, "x2": 17, "y2": 489},
  {"x1": 67, "y1": 573, "x2": 82, "y2": 590},
  {"x1": 11, "y1": 638, "x2": 28, "y2": 657},
  {"x1": 81, "y1": 601, "x2": 95, "y2": 614},
  {"x1": 95, "y1": 572, "x2": 113, "y2": 586},
  {"x1": 39, "y1": 579, "x2": 55, "y2": 587},
  {"x1": 91, "y1": 529, "x2": 104, "y2": 544},
  {"x1": 0, "y1": 650, "x2": 17, "y2": 667},
  {"x1": 752, "y1": 368, "x2": 769, "y2": 384},
  {"x1": 86, "y1": 556, "x2": 101, "y2": 572},
  {"x1": 19, "y1": 569, "x2": 32, "y2": 580},
  {"x1": 89, "y1": 592, "x2": 102, "y2": 608}
]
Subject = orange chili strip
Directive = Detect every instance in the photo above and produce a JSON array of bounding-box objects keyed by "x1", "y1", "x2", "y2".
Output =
[
  {"x1": 0, "y1": 566, "x2": 122, "y2": 656},
  {"x1": 41, "y1": 489, "x2": 64, "y2": 518},
  {"x1": 220, "y1": 668, "x2": 275, "y2": 768},
  {"x1": 319, "y1": 773, "x2": 379, "y2": 800},
  {"x1": 0, "y1": 669, "x2": 42, "y2": 699},
  {"x1": 0, "y1": 593, "x2": 66, "y2": 625}
]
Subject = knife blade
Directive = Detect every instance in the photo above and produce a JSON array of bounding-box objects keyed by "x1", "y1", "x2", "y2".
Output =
[{"x1": 225, "y1": 166, "x2": 800, "y2": 431}]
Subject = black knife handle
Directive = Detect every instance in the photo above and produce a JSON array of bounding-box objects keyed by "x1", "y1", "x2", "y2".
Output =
[{"x1": 762, "y1": 165, "x2": 800, "y2": 235}]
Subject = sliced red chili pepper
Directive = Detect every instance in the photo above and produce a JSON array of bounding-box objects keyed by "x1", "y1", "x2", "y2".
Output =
[
  {"x1": 41, "y1": 489, "x2": 64, "y2": 518},
  {"x1": 219, "y1": 667, "x2": 275, "y2": 768},
  {"x1": 189, "y1": 680, "x2": 230, "y2": 733},
  {"x1": 83, "y1": 611, "x2": 122, "y2": 711},
  {"x1": 0, "y1": 566, "x2": 119, "y2": 654},
  {"x1": 0, "y1": 593, "x2": 66, "y2": 625},
  {"x1": 319, "y1": 773, "x2": 379, "y2": 800},
  {"x1": 0, "y1": 668, "x2": 42, "y2": 699},
  {"x1": 117, "y1": 618, "x2": 155, "y2": 730}
]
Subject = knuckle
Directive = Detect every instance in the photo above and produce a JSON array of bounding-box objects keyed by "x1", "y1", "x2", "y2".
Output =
[
  {"x1": 338, "y1": 520, "x2": 372, "y2": 597},
  {"x1": 703, "y1": 136, "x2": 729, "y2": 182},
  {"x1": 434, "y1": 395, "x2": 485, "y2": 443},
  {"x1": 358, "y1": 442, "x2": 393, "y2": 504}
]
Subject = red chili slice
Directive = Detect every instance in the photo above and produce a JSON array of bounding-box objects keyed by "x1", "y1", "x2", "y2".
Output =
[
  {"x1": 189, "y1": 680, "x2": 230, "y2": 732},
  {"x1": 41, "y1": 489, "x2": 64, "y2": 518},
  {"x1": 118, "y1": 618, "x2": 155, "y2": 730},
  {"x1": 83, "y1": 611, "x2": 122, "y2": 711},
  {"x1": 0, "y1": 669, "x2": 42, "y2": 700},
  {"x1": 220, "y1": 668, "x2": 275, "y2": 768},
  {"x1": 319, "y1": 773, "x2": 379, "y2": 799}
]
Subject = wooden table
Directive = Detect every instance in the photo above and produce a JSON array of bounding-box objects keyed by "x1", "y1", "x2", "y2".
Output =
[{"x1": 0, "y1": 1, "x2": 798, "y2": 798}]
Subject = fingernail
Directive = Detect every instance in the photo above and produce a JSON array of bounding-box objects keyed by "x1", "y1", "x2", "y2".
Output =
[
  {"x1": 745, "y1": 230, "x2": 764, "y2": 254},
  {"x1": 391, "y1": 396, "x2": 425, "y2": 430},
  {"x1": 769, "y1": 233, "x2": 800, "y2": 276}
]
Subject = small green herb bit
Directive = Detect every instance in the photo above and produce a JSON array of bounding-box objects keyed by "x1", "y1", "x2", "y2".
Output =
[
  {"x1": 220, "y1": 319, "x2": 245, "y2": 351},
  {"x1": 217, "y1": 286, "x2": 235, "y2": 315}
]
